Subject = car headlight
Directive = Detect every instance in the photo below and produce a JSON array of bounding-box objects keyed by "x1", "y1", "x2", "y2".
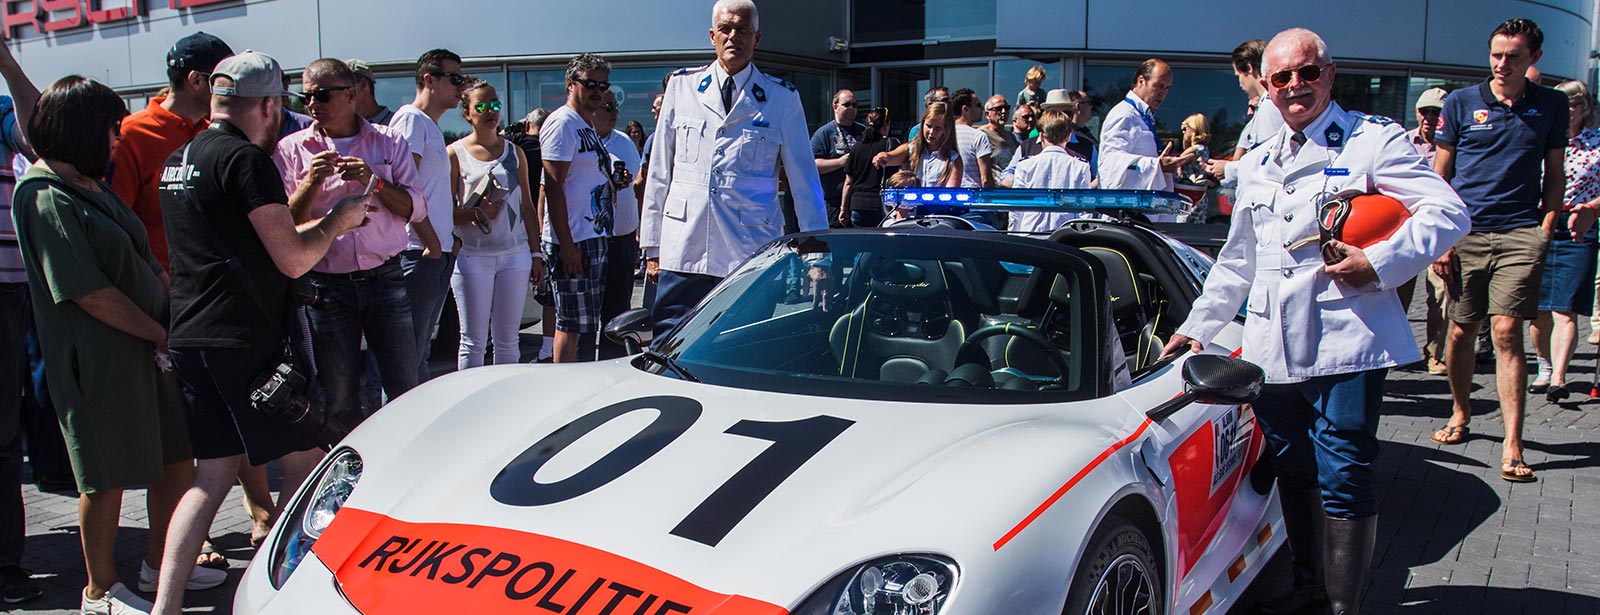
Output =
[
  {"x1": 269, "y1": 448, "x2": 362, "y2": 588},
  {"x1": 791, "y1": 555, "x2": 957, "y2": 615}
]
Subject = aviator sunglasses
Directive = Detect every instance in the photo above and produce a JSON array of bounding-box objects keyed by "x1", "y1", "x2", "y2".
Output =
[
  {"x1": 473, "y1": 100, "x2": 502, "y2": 113},
  {"x1": 298, "y1": 85, "x2": 351, "y2": 104},
  {"x1": 1268, "y1": 63, "x2": 1331, "y2": 89}
]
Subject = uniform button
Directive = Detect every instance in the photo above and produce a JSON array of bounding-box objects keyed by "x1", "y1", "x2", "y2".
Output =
[
  {"x1": 1285, "y1": 185, "x2": 1296, "y2": 194},
  {"x1": 1284, "y1": 269, "x2": 1294, "y2": 278},
  {"x1": 1283, "y1": 240, "x2": 1292, "y2": 248},
  {"x1": 1284, "y1": 213, "x2": 1293, "y2": 222},
  {"x1": 710, "y1": 188, "x2": 719, "y2": 195}
]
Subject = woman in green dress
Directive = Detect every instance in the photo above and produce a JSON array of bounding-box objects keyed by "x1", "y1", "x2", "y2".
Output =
[{"x1": 11, "y1": 76, "x2": 211, "y2": 614}]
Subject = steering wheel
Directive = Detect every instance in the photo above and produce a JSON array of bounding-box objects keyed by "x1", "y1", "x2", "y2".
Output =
[{"x1": 954, "y1": 323, "x2": 1071, "y2": 384}]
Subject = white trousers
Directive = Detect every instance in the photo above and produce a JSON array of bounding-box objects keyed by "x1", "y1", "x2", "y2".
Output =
[{"x1": 451, "y1": 251, "x2": 533, "y2": 369}]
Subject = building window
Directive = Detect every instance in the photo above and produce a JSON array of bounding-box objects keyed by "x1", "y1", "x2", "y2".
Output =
[
  {"x1": 1404, "y1": 76, "x2": 1479, "y2": 130},
  {"x1": 853, "y1": 0, "x2": 996, "y2": 44},
  {"x1": 1329, "y1": 72, "x2": 1408, "y2": 131},
  {"x1": 994, "y1": 58, "x2": 1058, "y2": 103}
]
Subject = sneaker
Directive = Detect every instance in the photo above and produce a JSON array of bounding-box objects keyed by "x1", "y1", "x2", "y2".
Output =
[
  {"x1": 136, "y1": 560, "x2": 227, "y2": 592},
  {"x1": 0, "y1": 566, "x2": 42, "y2": 604},
  {"x1": 80, "y1": 582, "x2": 152, "y2": 615}
]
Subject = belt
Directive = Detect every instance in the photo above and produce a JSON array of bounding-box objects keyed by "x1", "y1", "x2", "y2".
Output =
[{"x1": 308, "y1": 256, "x2": 401, "y2": 281}]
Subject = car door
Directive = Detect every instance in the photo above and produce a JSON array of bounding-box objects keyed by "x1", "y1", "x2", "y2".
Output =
[{"x1": 1118, "y1": 346, "x2": 1259, "y2": 604}]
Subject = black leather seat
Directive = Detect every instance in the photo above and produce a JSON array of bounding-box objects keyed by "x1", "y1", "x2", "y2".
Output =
[
  {"x1": 1081, "y1": 246, "x2": 1162, "y2": 371},
  {"x1": 830, "y1": 259, "x2": 969, "y2": 382}
]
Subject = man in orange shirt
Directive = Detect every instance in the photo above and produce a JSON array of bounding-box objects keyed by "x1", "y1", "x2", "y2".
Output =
[{"x1": 108, "y1": 32, "x2": 232, "y2": 270}]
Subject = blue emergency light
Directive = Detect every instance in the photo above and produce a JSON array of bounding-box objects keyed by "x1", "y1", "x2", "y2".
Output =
[{"x1": 881, "y1": 188, "x2": 1190, "y2": 217}]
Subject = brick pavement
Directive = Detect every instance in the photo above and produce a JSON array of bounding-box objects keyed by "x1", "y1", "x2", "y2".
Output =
[{"x1": 9, "y1": 288, "x2": 1600, "y2": 614}]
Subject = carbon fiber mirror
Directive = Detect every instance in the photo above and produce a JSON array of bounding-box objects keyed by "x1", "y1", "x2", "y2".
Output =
[
  {"x1": 603, "y1": 308, "x2": 653, "y2": 354},
  {"x1": 1146, "y1": 354, "x2": 1264, "y2": 421}
]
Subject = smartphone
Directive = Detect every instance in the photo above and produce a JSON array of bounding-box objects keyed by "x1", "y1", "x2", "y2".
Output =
[{"x1": 1195, "y1": 144, "x2": 1210, "y2": 162}]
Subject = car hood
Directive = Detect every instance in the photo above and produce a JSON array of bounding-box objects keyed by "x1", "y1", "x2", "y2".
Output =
[{"x1": 311, "y1": 361, "x2": 1145, "y2": 613}]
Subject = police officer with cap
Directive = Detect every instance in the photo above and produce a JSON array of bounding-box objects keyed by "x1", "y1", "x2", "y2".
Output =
[
  {"x1": 641, "y1": 0, "x2": 826, "y2": 338},
  {"x1": 1162, "y1": 28, "x2": 1469, "y2": 615}
]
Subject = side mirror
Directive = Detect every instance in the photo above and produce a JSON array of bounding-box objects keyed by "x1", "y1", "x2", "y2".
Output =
[
  {"x1": 1146, "y1": 354, "x2": 1265, "y2": 421},
  {"x1": 603, "y1": 308, "x2": 654, "y2": 355}
]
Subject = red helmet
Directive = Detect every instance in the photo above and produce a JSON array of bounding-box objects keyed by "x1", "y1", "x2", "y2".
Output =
[{"x1": 1321, "y1": 192, "x2": 1412, "y2": 249}]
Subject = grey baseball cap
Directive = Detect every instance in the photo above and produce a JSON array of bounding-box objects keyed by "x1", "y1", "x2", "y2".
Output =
[
  {"x1": 211, "y1": 51, "x2": 295, "y2": 98},
  {"x1": 345, "y1": 58, "x2": 375, "y2": 83}
]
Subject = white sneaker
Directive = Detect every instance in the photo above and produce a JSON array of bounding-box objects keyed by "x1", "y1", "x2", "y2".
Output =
[
  {"x1": 81, "y1": 582, "x2": 153, "y2": 615},
  {"x1": 135, "y1": 560, "x2": 227, "y2": 592}
]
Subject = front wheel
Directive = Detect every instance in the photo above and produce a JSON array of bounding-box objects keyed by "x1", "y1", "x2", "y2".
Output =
[{"x1": 1062, "y1": 514, "x2": 1164, "y2": 615}]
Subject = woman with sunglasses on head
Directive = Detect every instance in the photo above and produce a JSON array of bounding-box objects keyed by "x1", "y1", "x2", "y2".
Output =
[
  {"x1": 1528, "y1": 80, "x2": 1600, "y2": 402},
  {"x1": 447, "y1": 80, "x2": 542, "y2": 368},
  {"x1": 838, "y1": 107, "x2": 899, "y2": 227}
]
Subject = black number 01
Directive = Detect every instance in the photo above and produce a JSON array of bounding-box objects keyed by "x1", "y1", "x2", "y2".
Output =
[{"x1": 489, "y1": 396, "x2": 853, "y2": 547}]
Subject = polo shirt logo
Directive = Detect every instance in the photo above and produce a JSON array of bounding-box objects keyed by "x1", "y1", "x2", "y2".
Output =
[
  {"x1": 1523, "y1": 108, "x2": 1542, "y2": 117},
  {"x1": 1474, "y1": 110, "x2": 1490, "y2": 123}
]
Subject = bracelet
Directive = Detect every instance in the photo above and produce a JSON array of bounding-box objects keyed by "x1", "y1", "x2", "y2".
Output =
[
  {"x1": 371, "y1": 176, "x2": 386, "y2": 194},
  {"x1": 530, "y1": 251, "x2": 545, "y2": 259}
]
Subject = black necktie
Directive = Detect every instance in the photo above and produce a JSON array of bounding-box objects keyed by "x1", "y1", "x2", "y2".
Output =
[
  {"x1": 1291, "y1": 131, "x2": 1308, "y2": 146},
  {"x1": 721, "y1": 76, "x2": 735, "y2": 113}
]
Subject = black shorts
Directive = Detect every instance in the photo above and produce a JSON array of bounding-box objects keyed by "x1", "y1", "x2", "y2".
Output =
[{"x1": 170, "y1": 343, "x2": 319, "y2": 466}]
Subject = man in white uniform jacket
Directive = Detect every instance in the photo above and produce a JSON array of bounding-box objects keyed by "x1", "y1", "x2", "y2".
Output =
[
  {"x1": 1098, "y1": 59, "x2": 1196, "y2": 205},
  {"x1": 1162, "y1": 29, "x2": 1469, "y2": 615},
  {"x1": 641, "y1": 0, "x2": 826, "y2": 338}
]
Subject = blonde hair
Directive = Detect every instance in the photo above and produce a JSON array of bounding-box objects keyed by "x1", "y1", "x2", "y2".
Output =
[
  {"x1": 885, "y1": 170, "x2": 920, "y2": 188},
  {"x1": 1181, "y1": 113, "x2": 1210, "y2": 148},
  {"x1": 1038, "y1": 109, "x2": 1072, "y2": 145},
  {"x1": 1556, "y1": 80, "x2": 1597, "y2": 129},
  {"x1": 1025, "y1": 65, "x2": 1046, "y2": 86},
  {"x1": 910, "y1": 102, "x2": 959, "y2": 185}
]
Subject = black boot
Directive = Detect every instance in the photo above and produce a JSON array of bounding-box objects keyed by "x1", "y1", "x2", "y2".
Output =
[
  {"x1": 1257, "y1": 487, "x2": 1327, "y2": 615},
  {"x1": 1324, "y1": 515, "x2": 1377, "y2": 615}
]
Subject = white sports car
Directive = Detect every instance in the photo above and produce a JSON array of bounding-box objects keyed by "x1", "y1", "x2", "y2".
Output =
[{"x1": 237, "y1": 208, "x2": 1284, "y2": 615}]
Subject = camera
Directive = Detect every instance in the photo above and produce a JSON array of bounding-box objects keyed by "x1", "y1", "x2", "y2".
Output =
[
  {"x1": 250, "y1": 361, "x2": 351, "y2": 448},
  {"x1": 611, "y1": 160, "x2": 630, "y2": 186}
]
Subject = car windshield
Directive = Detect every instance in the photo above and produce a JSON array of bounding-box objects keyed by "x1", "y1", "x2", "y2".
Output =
[{"x1": 648, "y1": 230, "x2": 1120, "y2": 403}]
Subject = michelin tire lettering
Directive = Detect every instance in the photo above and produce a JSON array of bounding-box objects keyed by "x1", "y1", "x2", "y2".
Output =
[{"x1": 491, "y1": 396, "x2": 854, "y2": 547}]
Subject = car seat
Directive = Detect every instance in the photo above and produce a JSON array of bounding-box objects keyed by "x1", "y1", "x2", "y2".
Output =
[
  {"x1": 829, "y1": 259, "x2": 968, "y2": 382},
  {"x1": 1081, "y1": 246, "x2": 1163, "y2": 371}
]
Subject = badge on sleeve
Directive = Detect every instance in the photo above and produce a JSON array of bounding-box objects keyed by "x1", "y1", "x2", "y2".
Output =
[
  {"x1": 752, "y1": 84, "x2": 766, "y2": 103},
  {"x1": 699, "y1": 76, "x2": 712, "y2": 92},
  {"x1": 1324, "y1": 123, "x2": 1345, "y2": 148}
]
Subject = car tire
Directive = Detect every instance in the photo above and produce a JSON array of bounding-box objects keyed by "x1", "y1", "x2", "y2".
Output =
[{"x1": 1062, "y1": 513, "x2": 1165, "y2": 615}]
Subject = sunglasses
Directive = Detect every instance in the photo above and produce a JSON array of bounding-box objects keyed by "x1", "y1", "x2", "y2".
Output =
[
  {"x1": 430, "y1": 71, "x2": 467, "y2": 86},
  {"x1": 571, "y1": 77, "x2": 611, "y2": 91},
  {"x1": 298, "y1": 85, "x2": 351, "y2": 104},
  {"x1": 986, "y1": 105, "x2": 1011, "y2": 113},
  {"x1": 929, "y1": 97, "x2": 949, "y2": 105},
  {"x1": 1318, "y1": 195, "x2": 1353, "y2": 265},
  {"x1": 601, "y1": 102, "x2": 619, "y2": 112},
  {"x1": 1268, "y1": 63, "x2": 1330, "y2": 89},
  {"x1": 473, "y1": 100, "x2": 502, "y2": 114}
]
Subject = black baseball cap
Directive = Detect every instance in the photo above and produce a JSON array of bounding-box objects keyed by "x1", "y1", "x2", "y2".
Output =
[{"x1": 167, "y1": 32, "x2": 234, "y2": 74}]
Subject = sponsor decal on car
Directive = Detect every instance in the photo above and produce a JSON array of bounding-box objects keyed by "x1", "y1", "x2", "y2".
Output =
[{"x1": 313, "y1": 508, "x2": 788, "y2": 615}]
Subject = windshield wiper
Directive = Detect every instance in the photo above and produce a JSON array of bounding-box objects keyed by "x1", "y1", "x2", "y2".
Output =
[{"x1": 640, "y1": 349, "x2": 700, "y2": 382}]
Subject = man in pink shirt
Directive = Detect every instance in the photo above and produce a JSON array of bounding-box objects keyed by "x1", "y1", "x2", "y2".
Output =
[{"x1": 275, "y1": 58, "x2": 424, "y2": 425}]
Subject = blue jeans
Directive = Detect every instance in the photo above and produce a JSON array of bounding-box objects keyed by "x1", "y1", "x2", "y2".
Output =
[
  {"x1": 401, "y1": 249, "x2": 457, "y2": 382},
  {"x1": 307, "y1": 260, "x2": 419, "y2": 425},
  {"x1": 1253, "y1": 369, "x2": 1387, "y2": 519},
  {"x1": 650, "y1": 270, "x2": 720, "y2": 341}
]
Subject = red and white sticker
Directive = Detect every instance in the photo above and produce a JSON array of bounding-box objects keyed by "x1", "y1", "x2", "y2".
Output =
[{"x1": 313, "y1": 508, "x2": 788, "y2": 615}]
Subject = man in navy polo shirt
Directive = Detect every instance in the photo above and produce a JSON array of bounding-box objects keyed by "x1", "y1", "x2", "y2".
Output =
[{"x1": 1431, "y1": 18, "x2": 1593, "y2": 483}]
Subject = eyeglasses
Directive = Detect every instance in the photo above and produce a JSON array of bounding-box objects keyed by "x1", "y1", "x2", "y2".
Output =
[
  {"x1": 571, "y1": 77, "x2": 611, "y2": 91},
  {"x1": 1268, "y1": 63, "x2": 1330, "y2": 89},
  {"x1": 473, "y1": 100, "x2": 502, "y2": 114},
  {"x1": 429, "y1": 72, "x2": 467, "y2": 87},
  {"x1": 601, "y1": 102, "x2": 619, "y2": 112},
  {"x1": 298, "y1": 86, "x2": 352, "y2": 104}
]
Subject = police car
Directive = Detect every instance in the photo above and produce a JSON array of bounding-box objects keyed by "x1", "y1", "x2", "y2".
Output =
[{"x1": 236, "y1": 189, "x2": 1283, "y2": 615}]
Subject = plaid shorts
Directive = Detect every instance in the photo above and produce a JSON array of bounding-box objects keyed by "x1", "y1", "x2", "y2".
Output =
[{"x1": 545, "y1": 237, "x2": 609, "y2": 333}]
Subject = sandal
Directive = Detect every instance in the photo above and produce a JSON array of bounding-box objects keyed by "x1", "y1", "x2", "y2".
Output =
[
  {"x1": 1501, "y1": 458, "x2": 1538, "y2": 483},
  {"x1": 196, "y1": 538, "x2": 228, "y2": 570},
  {"x1": 1429, "y1": 423, "x2": 1470, "y2": 445}
]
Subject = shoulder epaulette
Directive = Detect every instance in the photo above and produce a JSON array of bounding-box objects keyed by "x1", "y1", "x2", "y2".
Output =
[
  {"x1": 763, "y1": 73, "x2": 797, "y2": 91},
  {"x1": 1350, "y1": 112, "x2": 1396, "y2": 126},
  {"x1": 670, "y1": 65, "x2": 707, "y2": 78}
]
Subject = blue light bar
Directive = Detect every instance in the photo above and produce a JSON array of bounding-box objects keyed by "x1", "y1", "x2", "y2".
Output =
[{"x1": 881, "y1": 188, "x2": 1190, "y2": 215}]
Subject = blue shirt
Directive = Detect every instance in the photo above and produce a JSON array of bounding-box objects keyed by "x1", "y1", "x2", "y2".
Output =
[
  {"x1": 1437, "y1": 80, "x2": 1568, "y2": 232},
  {"x1": 0, "y1": 96, "x2": 27, "y2": 284}
]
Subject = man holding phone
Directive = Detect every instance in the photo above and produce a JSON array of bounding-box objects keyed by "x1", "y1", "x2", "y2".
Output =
[{"x1": 274, "y1": 58, "x2": 425, "y2": 425}]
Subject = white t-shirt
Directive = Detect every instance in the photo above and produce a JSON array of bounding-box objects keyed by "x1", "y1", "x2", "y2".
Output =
[
  {"x1": 390, "y1": 104, "x2": 455, "y2": 252},
  {"x1": 955, "y1": 124, "x2": 993, "y2": 187},
  {"x1": 602, "y1": 130, "x2": 641, "y2": 236},
  {"x1": 539, "y1": 105, "x2": 614, "y2": 245}
]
